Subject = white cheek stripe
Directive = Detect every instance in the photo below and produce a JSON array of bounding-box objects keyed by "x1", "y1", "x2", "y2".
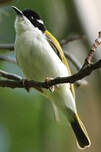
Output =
[{"x1": 37, "y1": 19, "x2": 44, "y2": 24}]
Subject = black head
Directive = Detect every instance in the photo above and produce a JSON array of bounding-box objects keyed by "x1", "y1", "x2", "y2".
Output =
[
  {"x1": 12, "y1": 6, "x2": 46, "y2": 32},
  {"x1": 22, "y1": 9, "x2": 46, "y2": 32}
]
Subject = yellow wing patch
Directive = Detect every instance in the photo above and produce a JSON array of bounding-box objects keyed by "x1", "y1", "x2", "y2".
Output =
[{"x1": 45, "y1": 30, "x2": 75, "y2": 98}]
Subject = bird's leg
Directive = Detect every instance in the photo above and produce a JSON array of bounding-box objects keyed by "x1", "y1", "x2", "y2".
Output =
[{"x1": 51, "y1": 102, "x2": 60, "y2": 122}]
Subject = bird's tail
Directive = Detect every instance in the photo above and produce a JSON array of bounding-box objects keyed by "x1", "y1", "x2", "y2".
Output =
[{"x1": 70, "y1": 113, "x2": 91, "y2": 149}]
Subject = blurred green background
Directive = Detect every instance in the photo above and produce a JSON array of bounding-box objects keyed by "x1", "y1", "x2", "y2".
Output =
[{"x1": 0, "y1": 0, "x2": 101, "y2": 152}]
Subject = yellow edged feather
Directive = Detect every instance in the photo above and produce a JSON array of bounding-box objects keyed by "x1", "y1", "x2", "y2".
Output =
[{"x1": 45, "y1": 30, "x2": 75, "y2": 98}]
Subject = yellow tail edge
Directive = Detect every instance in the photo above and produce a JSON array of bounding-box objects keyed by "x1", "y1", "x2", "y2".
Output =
[{"x1": 71, "y1": 113, "x2": 91, "y2": 149}]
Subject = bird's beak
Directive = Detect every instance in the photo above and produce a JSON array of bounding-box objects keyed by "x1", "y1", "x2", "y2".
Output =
[{"x1": 12, "y1": 6, "x2": 23, "y2": 16}]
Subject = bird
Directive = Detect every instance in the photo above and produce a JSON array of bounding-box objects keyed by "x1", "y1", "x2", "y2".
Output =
[{"x1": 12, "y1": 6, "x2": 91, "y2": 149}]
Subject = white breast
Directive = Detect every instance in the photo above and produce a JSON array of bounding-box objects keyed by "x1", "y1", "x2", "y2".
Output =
[
  {"x1": 15, "y1": 29, "x2": 69, "y2": 81},
  {"x1": 14, "y1": 17, "x2": 77, "y2": 113}
]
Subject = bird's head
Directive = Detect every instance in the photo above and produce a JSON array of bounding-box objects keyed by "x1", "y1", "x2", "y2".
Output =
[{"x1": 12, "y1": 6, "x2": 46, "y2": 33}]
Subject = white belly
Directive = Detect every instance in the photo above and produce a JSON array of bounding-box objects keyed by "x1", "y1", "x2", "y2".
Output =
[
  {"x1": 15, "y1": 31, "x2": 69, "y2": 81},
  {"x1": 15, "y1": 30, "x2": 76, "y2": 113}
]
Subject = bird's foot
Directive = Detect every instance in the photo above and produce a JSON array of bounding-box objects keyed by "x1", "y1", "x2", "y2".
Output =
[
  {"x1": 20, "y1": 79, "x2": 31, "y2": 92},
  {"x1": 45, "y1": 77, "x2": 55, "y2": 92}
]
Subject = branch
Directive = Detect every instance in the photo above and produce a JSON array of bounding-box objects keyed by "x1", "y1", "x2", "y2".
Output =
[
  {"x1": 0, "y1": 70, "x2": 22, "y2": 81},
  {"x1": 60, "y1": 35, "x2": 85, "y2": 47},
  {"x1": 64, "y1": 51, "x2": 88, "y2": 86},
  {"x1": 0, "y1": 43, "x2": 86, "y2": 86},
  {"x1": 0, "y1": 43, "x2": 14, "y2": 51},
  {"x1": 64, "y1": 51, "x2": 81, "y2": 70},
  {"x1": 0, "y1": 59, "x2": 101, "y2": 89},
  {"x1": 0, "y1": 53, "x2": 86, "y2": 87},
  {"x1": 0, "y1": 55, "x2": 16, "y2": 64},
  {"x1": 82, "y1": 32, "x2": 101, "y2": 69},
  {"x1": 0, "y1": 32, "x2": 100, "y2": 90}
]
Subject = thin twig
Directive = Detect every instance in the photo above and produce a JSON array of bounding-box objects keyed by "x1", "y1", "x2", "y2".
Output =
[
  {"x1": 82, "y1": 32, "x2": 101, "y2": 69},
  {"x1": 0, "y1": 70, "x2": 22, "y2": 81},
  {"x1": 0, "y1": 55, "x2": 16, "y2": 64},
  {"x1": 60, "y1": 35, "x2": 85, "y2": 47},
  {"x1": 64, "y1": 51, "x2": 88, "y2": 86},
  {"x1": 0, "y1": 43, "x2": 14, "y2": 51},
  {"x1": 64, "y1": 51, "x2": 81, "y2": 70}
]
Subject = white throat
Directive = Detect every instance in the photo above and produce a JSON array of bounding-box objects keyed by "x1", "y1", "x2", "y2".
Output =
[{"x1": 15, "y1": 15, "x2": 41, "y2": 35}]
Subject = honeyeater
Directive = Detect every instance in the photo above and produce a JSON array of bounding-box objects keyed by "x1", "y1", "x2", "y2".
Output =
[{"x1": 12, "y1": 6, "x2": 91, "y2": 149}]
